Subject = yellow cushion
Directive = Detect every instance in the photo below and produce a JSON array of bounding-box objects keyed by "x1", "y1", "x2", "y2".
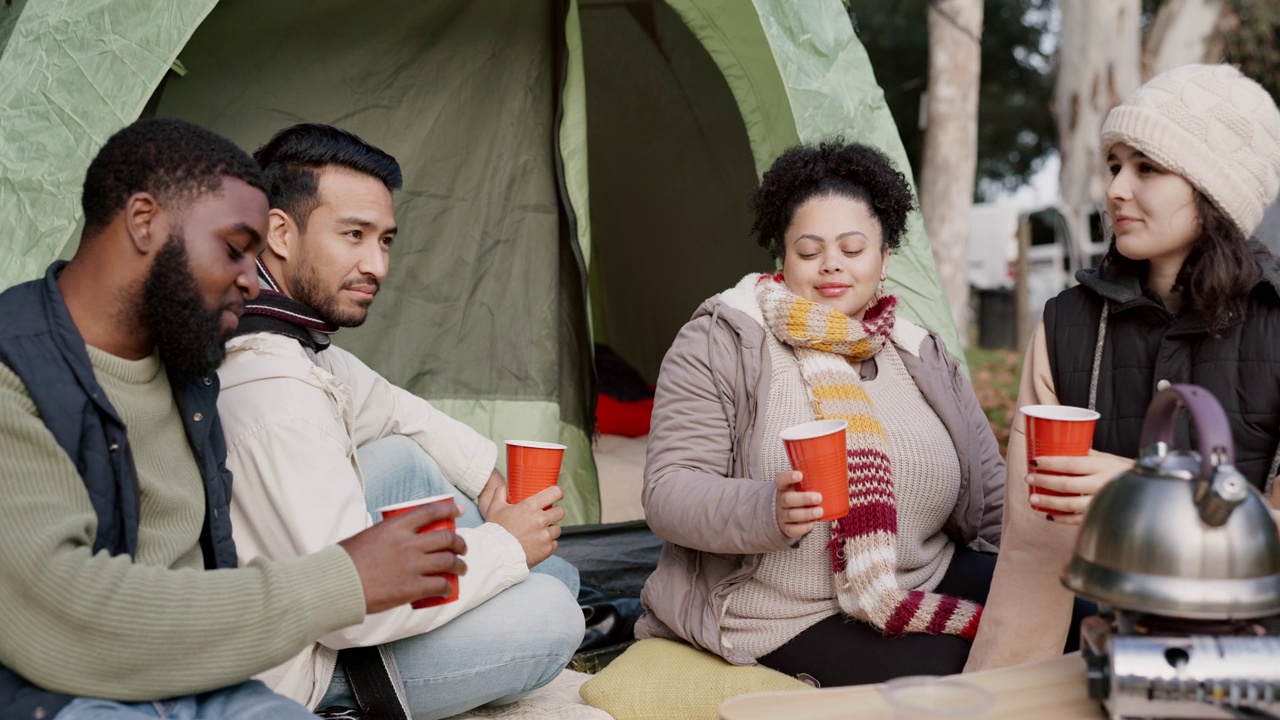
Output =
[{"x1": 579, "y1": 638, "x2": 813, "y2": 720}]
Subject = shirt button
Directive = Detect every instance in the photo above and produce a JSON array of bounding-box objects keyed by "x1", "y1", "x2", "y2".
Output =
[
  {"x1": 193, "y1": 412, "x2": 204, "y2": 422},
  {"x1": 202, "y1": 377, "x2": 212, "y2": 386},
  {"x1": 1156, "y1": 379, "x2": 1172, "y2": 391},
  {"x1": 108, "y1": 443, "x2": 119, "y2": 452}
]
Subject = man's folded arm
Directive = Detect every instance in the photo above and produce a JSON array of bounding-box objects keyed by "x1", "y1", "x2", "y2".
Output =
[
  {"x1": 226, "y1": 416, "x2": 529, "y2": 649},
  {"x1": 338, "y1": 349, "x2": 497, "y2": 501},
  {"x1": 319, "y1": 522, "x2": 528, "y2": 648}
]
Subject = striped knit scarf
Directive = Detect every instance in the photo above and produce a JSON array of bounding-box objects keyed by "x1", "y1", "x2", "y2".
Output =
[
  {"x1": 231, "y1": 257, "x2": 339, "y2": 352},
  {"x1": 755, "y1": 275, "x2": 982, "y2": 640}
]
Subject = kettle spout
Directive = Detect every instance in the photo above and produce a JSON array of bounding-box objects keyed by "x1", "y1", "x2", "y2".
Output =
[{"x1": 1196, "y1": 466, "x2": 1249, "y2": 527}]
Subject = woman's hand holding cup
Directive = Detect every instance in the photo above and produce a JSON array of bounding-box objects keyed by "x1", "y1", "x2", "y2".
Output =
[
  {"x1": 1027, "y1": 449, "x2": 1134, "y2": 524},
  {"x1": 774, "y1": 470, "x2": 824, "y2": 538}
]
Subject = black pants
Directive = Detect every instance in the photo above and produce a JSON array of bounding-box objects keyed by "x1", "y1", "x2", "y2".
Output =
[
  {"x1": 756, "y1": 548, "x2": 1098, "y2": 687},
  {"x1": 756, "y1": 547, "x2": 997, "y2": 687}
]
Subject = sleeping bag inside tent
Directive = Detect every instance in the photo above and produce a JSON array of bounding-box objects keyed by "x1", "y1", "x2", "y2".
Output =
[{"x1": 0, "y1": 0, "x2": 961, "y2": 538}]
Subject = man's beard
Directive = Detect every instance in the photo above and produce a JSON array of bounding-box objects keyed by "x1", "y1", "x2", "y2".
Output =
[
  {"x1": 139, "y1": 235, "x2": 228, "y2": 377},
  {"x1": 290, "y1": 253, "x2": 374, "y2": 328}
]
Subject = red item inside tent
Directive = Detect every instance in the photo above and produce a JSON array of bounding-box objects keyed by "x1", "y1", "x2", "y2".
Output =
[{"x1": 595, "y1": 393, "x2": 654, "y2": 437}]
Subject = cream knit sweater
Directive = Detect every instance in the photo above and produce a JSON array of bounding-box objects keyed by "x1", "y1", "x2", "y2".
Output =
[{"x1": 720, "y1": 332, "x2": 961, "y2": 659}]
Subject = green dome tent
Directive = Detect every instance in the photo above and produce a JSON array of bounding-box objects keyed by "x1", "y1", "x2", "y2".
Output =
[{"x1": 0, "y1": 0, "x2": 961, "y2": 527}]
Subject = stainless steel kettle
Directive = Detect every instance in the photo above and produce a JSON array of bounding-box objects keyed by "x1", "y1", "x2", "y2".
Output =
[{"x1": 1061, "y1": 384, "x2": 1280, "y2": 619}]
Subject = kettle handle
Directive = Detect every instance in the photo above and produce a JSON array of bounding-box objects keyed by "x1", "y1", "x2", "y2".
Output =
[{"x1": 1139, "y1": 384, "x2": 1234, "y2": 478}]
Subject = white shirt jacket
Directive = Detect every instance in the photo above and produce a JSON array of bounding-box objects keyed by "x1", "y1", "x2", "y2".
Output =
[{"x1": 217, "y1": 332, "x2": 527, "y2": 708}]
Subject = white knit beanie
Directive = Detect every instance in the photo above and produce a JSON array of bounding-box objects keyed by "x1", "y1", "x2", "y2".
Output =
[{"x1": 1101, "y1": 63, "x2": 1280, "y2": 236}]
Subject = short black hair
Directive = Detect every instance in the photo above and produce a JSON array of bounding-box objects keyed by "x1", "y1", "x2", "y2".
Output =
[
  {"x1": 253, "y1": 123, "x2": 402, "y2": 229},
  {"x1": 751, "y1": 140, "x2": 916, "y2": 258},
  {"x1": 81, "y1": 118, "x2": 265, "y2": 237}
]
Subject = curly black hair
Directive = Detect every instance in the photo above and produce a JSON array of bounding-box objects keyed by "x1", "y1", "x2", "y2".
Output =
[
  {"x1": 253, "y1": 123, "x2": 402, "y2": 230},
  {"x1": 81, "y1": 118, "x2": 265, "y2": 238},
  {"x1": 750, "y1": 140, "x2": 916, "y2": 259}
]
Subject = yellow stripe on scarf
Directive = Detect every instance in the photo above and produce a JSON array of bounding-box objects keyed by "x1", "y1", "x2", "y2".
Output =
[
  {"x1": 811, "y1": 383, "x2": 872, "y2": 403},
  {"x1": 813, "y1": 410, "x2": 887, "y2": 438},
  {"x1": 815, "y1": 309, "x2": 857, "y2": 354},
  {"x1": 823, "y1": 307, "x2": 850, "y2": 343},
  {"x1": 831, "y1": 337, "x2": 874, "y2": 356},
  {"x1": 784, "y1": 298, "x2": 876, "y2": 356},
  {"x1": 786, "y1": 301, "x2": 814, "y2": 341}
]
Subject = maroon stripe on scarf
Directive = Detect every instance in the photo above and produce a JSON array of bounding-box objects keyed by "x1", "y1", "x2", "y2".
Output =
[
  {"x1": 849, "y1": 450, "x2": 891, "y2": 468},
  {"x1": 835, "y1": 502, "x2": 896, "y2": 537},
  {"x1": 859, "y1": 294, "x2": 897, "y2": 335},
  {"x1": 824, "y1": 532, "x2": 844, "y2": 571},
  {"x1": 884, "y1": 590, "x2": 925, "y2": 636},
  {"x1": 847, "y1": 484, "x2": 895, "y2": 503},
  {"x1": 926, "y1": 595, "x2": 960, "y2": 634},
  {"x1": 959, "y1": 607, "x2": 983, "y2": 640},
  {"x1": 848, "y1": 450, "x2": 892, "y2": 480}
]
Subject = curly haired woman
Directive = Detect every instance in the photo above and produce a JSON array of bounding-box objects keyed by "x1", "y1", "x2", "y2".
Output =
[{"x1": 633, "y1": 140, "x2": 1006, "y2": 685}]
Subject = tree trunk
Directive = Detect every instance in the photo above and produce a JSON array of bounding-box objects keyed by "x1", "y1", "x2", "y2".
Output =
[
  {"x1": 919, "y1": 0, "x2": 983, "y2": 347},
  {"x1": 1144, "y1": 0, "x2": 1227, "y2": 78},
  {"x1": 1056, "y1": 0, "x2": 1142, "y2": 254}
]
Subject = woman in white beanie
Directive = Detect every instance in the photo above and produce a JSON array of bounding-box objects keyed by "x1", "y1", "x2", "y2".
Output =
[{"x1": 966, "y1": 63, "x2": 1280, "y2": 671}]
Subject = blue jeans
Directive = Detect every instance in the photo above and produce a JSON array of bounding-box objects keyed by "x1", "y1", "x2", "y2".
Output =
[
  {"x1": 58, "y1": 680, "x2": 317, "y2": 719},
  {"x1": 319, "y1": 435, "x2": 585, "y2": 719}
]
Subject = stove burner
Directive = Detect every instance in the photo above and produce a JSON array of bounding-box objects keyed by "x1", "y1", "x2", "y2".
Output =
[{"x1": 1121, "y1": 611, "x2": 1274, "y2": 638}]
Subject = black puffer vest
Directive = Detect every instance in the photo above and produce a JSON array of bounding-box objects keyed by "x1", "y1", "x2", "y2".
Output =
[
  {"x1": 1044, "y1": 242, "x2": 1280, "y2": 490},
  {"x1": 0, "y1": 262, "x2": 238, "y2": 720}
]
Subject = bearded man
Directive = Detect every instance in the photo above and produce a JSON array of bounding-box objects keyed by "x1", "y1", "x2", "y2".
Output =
[{"x1": 0, "y1": 118, "x2": 468, "y2": 719}]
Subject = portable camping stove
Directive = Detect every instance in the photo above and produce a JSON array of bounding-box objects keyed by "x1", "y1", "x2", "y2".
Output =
[{"x1": 1057, "y1": 385, "x2": 1280, "y2": 720}]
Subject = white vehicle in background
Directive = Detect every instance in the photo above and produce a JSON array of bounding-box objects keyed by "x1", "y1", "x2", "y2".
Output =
[
  {"x1": 1258, "y1": 200, "x2": 1280, "y2": 255},
  {"x1": 968, "y1": 203, "x2": 1106, "y2": 348}
]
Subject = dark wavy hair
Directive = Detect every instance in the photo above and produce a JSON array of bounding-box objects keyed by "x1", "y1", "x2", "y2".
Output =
[
  {"x1": 81, "y1": 118, "x2": 264, "y2": 238},
  {"x1": 253, "y1": 123, "x2": 402, "y2": 230},
  {"x1": 750, "y1": 140, "x2": 916, "y2": 259},
  {"x1": 1100, "y1": 191, "x2": 1260, "y2": 337}
]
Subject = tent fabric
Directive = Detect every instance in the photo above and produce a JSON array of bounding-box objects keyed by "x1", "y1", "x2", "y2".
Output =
[
  {"x1": 561, "y1": 0, "x2": 592, "y2": 271},
  {"x1": 750, "y1": 0, "x2": 963, "y2": 362},
  {"x1": 664, "y1": 0, "x2": 800, "y2": 179},
  {"x1": 580, "y1": 1, "x2": 772, "y2": 382},
  {"x1": 0, "y1": 0, "x2": 32, "y2": 55},
  {"x1": 554, "y1": 0, "x2": 603, "y2": 525},
  {"x1": 0, "y1": 0, "x2": 217, "y2": 288},
  {"x1": 591, "y1": 0, "x2": 965, "y2": 372},
  {"x1": 0, "y1": 0, "x2": 966, "y2": 528},
  {"x1": 146, "y1": 0, "x2": 601, "y2": 526}
]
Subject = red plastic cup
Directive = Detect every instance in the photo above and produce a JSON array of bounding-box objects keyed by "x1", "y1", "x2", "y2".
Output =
[
  {"x1": 378, "y1": 494, "x2": 459, "y2": 609},
  {"x1": 1022, "y1": 405, "x2": 1100, "y2": 515},
  {"x1": 780, "y1": 420, "x2": 850, "y2": 522},
  {"x1": 506, "y1": 440, "x2": 566, "y2": 505}
]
